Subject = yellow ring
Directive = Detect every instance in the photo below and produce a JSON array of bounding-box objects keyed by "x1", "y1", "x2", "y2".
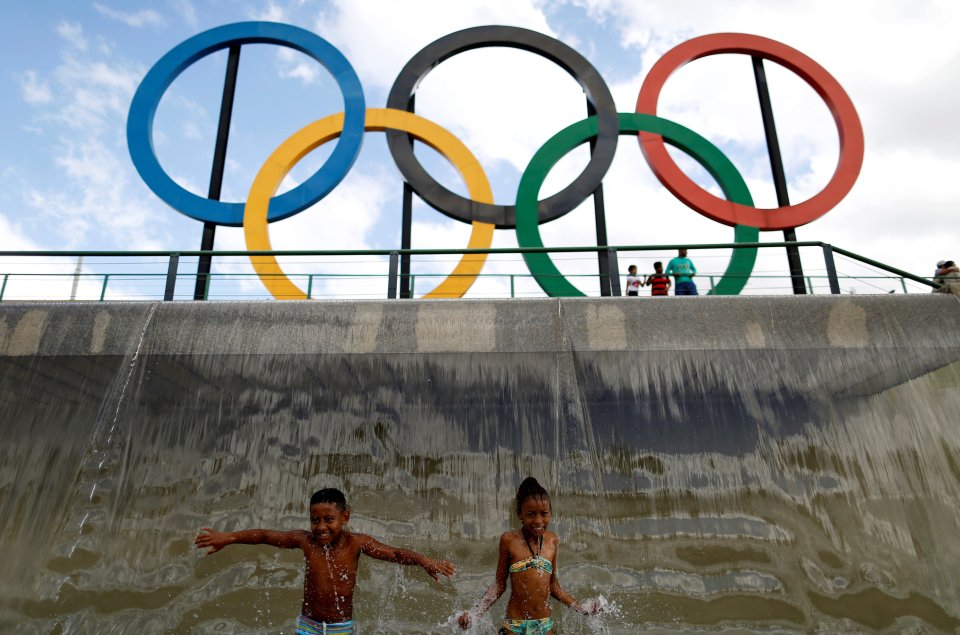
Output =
[{"x1": 244, "y1": 108, "x2": 495, "y2": 300}]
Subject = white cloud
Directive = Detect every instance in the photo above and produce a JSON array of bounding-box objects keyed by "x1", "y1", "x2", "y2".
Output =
[
  {"x1": 0, "y1": 213, "x2": 122, "y2": 301},
  {"x1": 321, "y1": 0, "x2": 554, "y2": 91},
  {"x1": 93, "y1": 3, "x2": 165, "y2": 29},
  {"x1": 182, "y1": 121, "x2": 203, "y2": 141},
  {"x1": 50, "y1": 55, "x2": 142, "y2": 133},
  {"x1": 17, "y1": 71, "x2": 53, "y2": 105},
  {"x1": 250, "y1": 0, "x2": 289, "y2": 22},
  {"x1": 276, "y1": 48, "x2": 321, "y2": 85},
  {"x1": 0, "y1": 212, "x2": 41, "y2": 251},
  {"x1": 170, "y1": 0, "x2": 199, "y2": 29},
  {"x1": 11, "y1": 28, "x2": 178, "y2": 253},
  {"x1": 211, "y1": 166, "x2": 390, "y2": 300},
  {"x1": 57, "y1": 22, "x2": 88, "y2": 51}
]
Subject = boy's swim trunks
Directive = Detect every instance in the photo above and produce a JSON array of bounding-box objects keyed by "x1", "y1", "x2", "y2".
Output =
[
  {"x1": 499, "y1": 616, "x2": 555, "y2": 634},
  {"x1": 295, "y1": 615, "x2": 354, "y2": 635}
]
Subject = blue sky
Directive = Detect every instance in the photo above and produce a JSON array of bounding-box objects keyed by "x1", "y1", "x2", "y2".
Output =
[{"x1": 2, "y1": 0, "x2": 958, "y2": 300}]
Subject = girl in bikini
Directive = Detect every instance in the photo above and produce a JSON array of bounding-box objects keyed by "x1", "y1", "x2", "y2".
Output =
[{"x1": 457, "y1": 477, "x2": 600, "y2": 634}]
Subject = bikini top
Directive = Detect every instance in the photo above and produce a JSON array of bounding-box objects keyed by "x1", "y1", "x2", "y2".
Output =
[{"x1": 508, "y1": 535, "x2": 553, "y2": 574}]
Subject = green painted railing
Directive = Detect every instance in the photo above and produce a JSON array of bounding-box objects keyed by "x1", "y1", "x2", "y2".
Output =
[{"x1": 0, "y1": 241, "x2": 941, "y2": 302}]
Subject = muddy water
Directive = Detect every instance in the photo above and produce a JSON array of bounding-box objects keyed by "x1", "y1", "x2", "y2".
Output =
[{"x1": 0, "y1": 299, "x2": 959, "y2": 633}]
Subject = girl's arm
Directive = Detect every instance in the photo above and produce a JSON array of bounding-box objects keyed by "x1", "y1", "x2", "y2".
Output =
[
  {"x1": 548, "y1": 542, "x2": 600, "y2": 616},
  {"x1": 194, "y1": 527, "x2": 307, "y2": 554},
  {"x1": 458, "y1": 533, "x2": 511, "y2": 629},
  {"x1": 359, "y1": 535, "x2": 455, "y2": 580}
]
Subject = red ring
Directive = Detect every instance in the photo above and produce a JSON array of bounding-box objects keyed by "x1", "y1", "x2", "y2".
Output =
[{"x1": 636, "y1": 33, "x2": 864, "y2": 230}]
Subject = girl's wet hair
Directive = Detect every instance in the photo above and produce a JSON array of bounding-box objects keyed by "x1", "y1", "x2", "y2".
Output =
[
  {"x1": 515, "y1": 477, "x2": 550, "y2": 515},
  {"x1": 310, "y1": 488, "x2": 347, "y2": 511}
]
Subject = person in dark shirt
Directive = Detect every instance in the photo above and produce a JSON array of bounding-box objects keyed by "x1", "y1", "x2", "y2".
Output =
[{"x1": 644, "y1": 261, "x2": 671, "y2": 296}]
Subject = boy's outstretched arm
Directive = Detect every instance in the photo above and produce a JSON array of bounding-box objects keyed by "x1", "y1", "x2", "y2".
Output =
[
  {"x1": 195, "y1": 527, "x2": 307, "y2": 555},
  {"x1": 457, "y1": 533, "x2": 510, "y2": 630},
  {"x1": 359, "y1": 535, "x2": 455, "y2": 581}
]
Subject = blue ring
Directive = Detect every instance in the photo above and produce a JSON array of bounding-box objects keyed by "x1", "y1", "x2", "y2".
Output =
[{"x1": 127, "y1": 22, "x2": 365, "y2": 226}]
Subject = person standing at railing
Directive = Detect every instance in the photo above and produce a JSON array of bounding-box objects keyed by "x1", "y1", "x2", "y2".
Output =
[
  {"x1": 934, "y1": 260, "x2": 947, "y2": 284},
  {"x1": 934, "y1": 260, "x2": 960, "y2": 294},
  {"x1": 666, "y1": 248, "x2": 698, "y2": 296},
  {"x1": 644, "y1": 261, "x2": 671, "y2": 296},
  {"x1": 625, "y1": 264, "x2": 643, "y2": 296}
]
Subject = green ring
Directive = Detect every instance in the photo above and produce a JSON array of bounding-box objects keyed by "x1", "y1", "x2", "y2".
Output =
[{"x1": 515, "y1": 112, "x2": 758, "y2": 296}]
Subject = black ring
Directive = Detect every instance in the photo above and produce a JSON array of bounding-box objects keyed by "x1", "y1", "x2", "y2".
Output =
[{"x1": 386, "y1": 25, "x2": 618, "y2": 228}]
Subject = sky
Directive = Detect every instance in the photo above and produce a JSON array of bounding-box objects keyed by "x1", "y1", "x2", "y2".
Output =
[{"x1": 1, "y1": 0, "x2": 958, "y2": 300}]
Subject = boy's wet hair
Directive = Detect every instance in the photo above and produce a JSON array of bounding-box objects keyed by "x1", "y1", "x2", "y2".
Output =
[
  {"x1": 310, "y1": 488, "x2": 347, "y2": 511},
  {"x1": 515, "y1": 477, "x2": 550, "y2": 515}
]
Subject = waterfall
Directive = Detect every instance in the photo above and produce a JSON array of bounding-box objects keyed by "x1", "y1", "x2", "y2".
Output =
[{"x1": 1, "y1": 296, "x2": 958, "y2": 633}]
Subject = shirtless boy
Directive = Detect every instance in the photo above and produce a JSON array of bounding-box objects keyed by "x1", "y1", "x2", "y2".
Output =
[{"x1": 195, "y1": 488, "x2": 454, "y2": 634}]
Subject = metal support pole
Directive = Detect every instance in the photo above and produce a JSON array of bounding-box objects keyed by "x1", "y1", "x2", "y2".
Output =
[
  {"x1": 99, "y1": 274, "x2": 110, "y2": 302},
  {"x1": 510, "y1": 274, "x2": 515, "y2": 298},
  {"x1": 753, "y1": 56, "x2": 806, "y2": 295},
  {"x1": 400, "y1": 182, "x2": 413, "y2": 299},
  {"x1": 587, "y1": 99, "x2": 611, "y2": 296},
  {"x1": 0, "y1": 274, "x2": 7, "y2": 302},
  {"x1": 306, "y1": 274, "x2": 313, "y2": 300},
  {"x1": 194, "y1": 44, "x2": 241, "y2": 300},
  {"x1": 900, "y1": 278, "x2": 908, "y2": 294},
  {"x1": 606, "y1": 247, "x2": 621, "y2": 296},
  {"x1": 164, "y1": 253, "x2": 180, "y2": 301},
  {"x1": 822, "y1": 243, "x2": 841, "y2": 294},
  {"x1": 387, "y1": 251, "x2": 399, "y2": 299},
  {"x1": 399, "y1": 94, "x2": 415, "y2": 300},
  {"x1": 70, "y1": 255, "x2": 84, "y2": 301}
]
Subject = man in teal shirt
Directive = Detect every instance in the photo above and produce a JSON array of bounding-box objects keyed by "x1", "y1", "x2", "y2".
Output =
[{"x1": 666, "y1": 248, "x2": 698, "y2": 295}]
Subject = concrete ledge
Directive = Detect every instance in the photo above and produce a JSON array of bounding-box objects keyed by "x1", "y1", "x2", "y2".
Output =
[{"x1": 0, "y1": 295, "x2": 957, "y2": 357}]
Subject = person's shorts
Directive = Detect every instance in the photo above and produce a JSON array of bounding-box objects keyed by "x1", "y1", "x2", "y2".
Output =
[
  {"x1": 296, "y1": 615, "x2": 353, "y2": 635},
  {"x1": 500, "y1": 616, "x2": 554, "y2": 634},
  {"x1": 675, "y1": 281, "x2": 698, "y2": 296}
]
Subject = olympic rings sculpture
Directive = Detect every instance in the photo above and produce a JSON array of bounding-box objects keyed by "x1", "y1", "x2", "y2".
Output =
[{"x1": 127, "y1": 22, "x2": 864, "y2": 299}]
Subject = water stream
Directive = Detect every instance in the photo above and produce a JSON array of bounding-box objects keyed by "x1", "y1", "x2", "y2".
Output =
[{"x1": 1, "y1": 298, "x2": 958, "y2": 633}]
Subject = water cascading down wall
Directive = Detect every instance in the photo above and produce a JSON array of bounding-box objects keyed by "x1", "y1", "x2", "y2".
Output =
[{"x1": 1, "y1": 296, "x2": 959, "y2": 633}]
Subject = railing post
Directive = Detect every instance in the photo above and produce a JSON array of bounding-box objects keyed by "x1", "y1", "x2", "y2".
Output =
[
  {"x1": 99, "y1": 274, "x2": 110, "y2": 302},
  {"x1": 387, "y1": 251, "x2": 399, "y2": 299},
  {"x1": 164, "y1": 254, "x2": 180, "y2": 301},
  {"x1": 822, "y1": 244, "x2": 841, "y2": 294},
  {"x1": 900, "y1": 277, "x2": 908, "y2": 294},
  {"x1": 510, "y1": 274, "x2": 515, "y2": 298},
  {"x1": 0, "y1": 274, "x2": 7, "y2": 302},
  {"x1": 306, "y1": 274, "x2": 313, "y2": 300},
  {"x1": 805, "y1": 276, "x2": 813, "y2": 294},
  {"x1": 203, "y1": 268, "x2": 213, "y2": 300},
  {"x1": 606, "y1": 247, "x2": 621, "y2": 296},
  {"x1": 410, "y1": 275, "x2": 415, "y2": 298},
  {"x1": 709, "y1": 276, "x2": 715, "y2": 292}
]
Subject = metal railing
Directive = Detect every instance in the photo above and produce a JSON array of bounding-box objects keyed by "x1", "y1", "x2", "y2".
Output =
[{"x1": 0, "y1": 241, "x2": 941, "y2": 302}]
